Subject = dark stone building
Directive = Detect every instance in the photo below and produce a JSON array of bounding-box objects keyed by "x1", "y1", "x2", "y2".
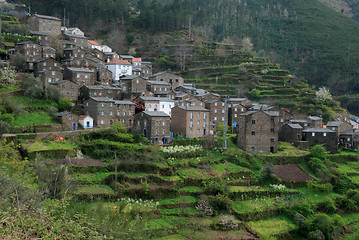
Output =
[
  {"x1": 279, "y1": 123, "x2": 303, "y2": 144},
  {"x1": 302, "y1": 128, "x2": 337, "y2": 152}
]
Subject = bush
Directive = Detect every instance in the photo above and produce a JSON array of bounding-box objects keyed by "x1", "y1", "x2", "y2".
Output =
[
  {"x1": 309, "y1": 145, "x2": 327, "y2": 161},
  {"x1": 215, "y1": 214, "x2": 240, "y2": 230},
  {"x1": 259, "y1": 162, "x2": 279, "y2": 184},
  {"x1": 208, "y1": 194, "x2": 232, "y2": 213},
  {"x1": 58, "y1": 98, "x2": 72, "y2": 111},
  {"x1": 308, "y1": 157, "x2": 328, "y2": 174},
  {"x1": 308, "y1": 230, "x2": 325, "y2": 240},
  {"x1": 317, "y1": 198, "x2": 336, "y2": 214},
  {"x1": 202, "y1": 180, "x2": 228, "y2": 196}
]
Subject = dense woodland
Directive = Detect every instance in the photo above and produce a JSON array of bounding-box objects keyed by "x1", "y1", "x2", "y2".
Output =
[{"x1": 7, "y1": 0, "x2": 359, "y2": 98}]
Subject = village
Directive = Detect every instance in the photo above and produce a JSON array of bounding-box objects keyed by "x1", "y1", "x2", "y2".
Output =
[{"x1": 0, "y1": 9, "x2": 358, "y2": 154}]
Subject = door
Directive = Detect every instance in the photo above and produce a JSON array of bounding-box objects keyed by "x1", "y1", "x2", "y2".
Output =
[
  {"x1": 87, "y1": 121, "x2": 90, "y2": 128},
  {"x1": 144, "y1": 129, "x2": 147, "y2": 137},
  {"x1": 73, "y1": 123, "x2": 76, "y2": 130},
  {"x1": 203, "y1": 129, "x2": 206, "y2": 136}
]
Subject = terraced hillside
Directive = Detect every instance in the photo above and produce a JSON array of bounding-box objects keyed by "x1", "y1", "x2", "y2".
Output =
[{"x1": 17, "y1": 126, "x2": 358, "y2": 239}]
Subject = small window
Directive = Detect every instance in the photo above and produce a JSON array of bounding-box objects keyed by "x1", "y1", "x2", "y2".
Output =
[
  {"x1": 101, "y1": 120, "x2": 104, "y2": 124},
  {"x1": 323, "y1": 133, "x2": 327, "y2": 137},
  {"x1": 252, "y1": 120, "x2": 256, "y2": 124},
  {"x1": 251, "y1": 131, "x2": 255, "y2": 136},
  {"x1": 270, "y1": 138, "x2": 275, "y2": 143},
  {"x1": 69, "y1": 116, "x2": 72, "y2": 121},
  {"x1": 162, "y1": 121, "x2": 166, "y2": 126},
  {"x1": 271, "y1": 128, "x2": 275, "y2": 133},
  {"x1": 312, "y1": 132, "x2": 315, "y2": 137}
]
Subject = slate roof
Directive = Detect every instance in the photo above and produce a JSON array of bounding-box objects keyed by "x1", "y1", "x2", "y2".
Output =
[
  {"x1": 327, "y1": 121, "x2": 346, "y2": 127},
  {"x1": 307, "y1": 116, "x2": 322, "y2": 121},
  {"x1": 142, "y1": 111, "x2": 170, "y2": 117},
  {"x1": 303, "y1": 128, "x2": 335, "y2": 133},
  {"x1": 139, "y1": 97, "x2": 174, "y2": 102},
  {"x1": 147, "y1": 81, "x2": 171, "y2": 85},
  {"x1": 106, "y1": 60, "x2": 131, "y2": 65},
  {"x1": 63, "y1": 33, "x2": 88, "y2": 39},
  {"x1": 287, "y1": 123, "x2": 303, "y2": 129},
  {"x1": 56, "y1": 112, "x2": 71, "y2": 117},
  {"x1": 66, "y1": 67, "x2": 94, "y2": 73},
  {"x1": 115, "y1": 100, "x2": 135, "y2": 105},
  {"x1": 34, "y1": 14, "x2": 61, "y2": 21},
  {"x1": 177, "y1": 106, "x2": 210, "y2": 111},
  {"x1": 89, "y1": 97, "x2": 114, "y2": 102}
]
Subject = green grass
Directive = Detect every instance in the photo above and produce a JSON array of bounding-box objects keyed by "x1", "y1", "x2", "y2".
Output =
[
  {"x1": 349, "y1": 176, "x2": 359, "y2": 184},
  {"x1": 248, "y1": 216, "x2": 297, "y2": 239},
  {"x1": 21, "y1": 140, "x2": 77, "y2": 153},
  {"x1": 210, "y1": 162, "x2": 251, "y2": 177},
  {"x1": 335, "y1": 163, "x2": 359, "y2": 175},
  {"x1": 159, "y1": 207, "x2": 198, "y2": 216},
  {"x1": 341, "y1": 213, "x2": 359, "y2": 239},
  {"x1": 158, "y1": 196, "x2": 197, "y2": 206},
  {"x1": 176, "y1": 168, "x2": 214, "y2": 180},
  {"x1": 179, "y1": 186, "x2": 203, "y2": 193},
  {"x1": 147, "y1": 216, "x2": 190, "y2": 230},
  {"x1": 9, "y1": 96, "x2": 57, "y2": 109},
  {"x1": 270, "y1": 142, "x2": 308, "y2": 156},
  {"x1": 74, "y1": 185, "x2": 115, "y2": 196},
  {"x1": 72, "y1": 172, "x2": 112, "y2": 184},
  {"x1": 0, "y1": 84, "x2": 19, "y2": 95},
  {"x1": 13, "y1": 111, "x2": 58, "y2": 127}
]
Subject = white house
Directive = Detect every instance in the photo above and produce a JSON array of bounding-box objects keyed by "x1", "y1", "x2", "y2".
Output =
[
  {"x1": 132, "y1": 58, "x2": 142, "y2": 67},
  {"x1": 63, "y1": 27, "x2": 85, "y2": 36},
  {"x1": 139, "y1": 97, "x2": 175, "y2": 117},
  {"x1": 106, "y1": 60, "x2": 132, "y2": 81},
  {"x1": 78, "y1": 115, "x2": 94, "y2": 129}
]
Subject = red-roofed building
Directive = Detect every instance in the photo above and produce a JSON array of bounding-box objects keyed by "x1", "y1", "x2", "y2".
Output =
[
  {"x1": 133, "y1": 58, "x2": 142, "y2": 67},
  {"x1": 78, "y1": 115, "x2": 94, "y2": 129},
  {"x1": 106, "y1": 60, "x2": 133, "y2": 81}
]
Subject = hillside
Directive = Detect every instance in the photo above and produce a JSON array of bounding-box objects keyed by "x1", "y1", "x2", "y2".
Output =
[{"x1": 9, "y1": 0, "x2": 359, "y2": 96}]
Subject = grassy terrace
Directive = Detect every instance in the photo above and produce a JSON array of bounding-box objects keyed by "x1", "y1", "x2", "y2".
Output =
[
  {"x1": 21, "y1": 140, "x2": 77, "y2": 153},
  {"x1": 248, "y1": 216, "x2": 297, "y2": 239}
]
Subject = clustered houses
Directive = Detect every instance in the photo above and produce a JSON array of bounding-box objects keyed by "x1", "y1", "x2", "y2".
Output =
[{"x1": 9, "y1": 12, "x2": 359, "y2": 150}]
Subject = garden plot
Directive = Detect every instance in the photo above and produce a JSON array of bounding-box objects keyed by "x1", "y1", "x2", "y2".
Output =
[
  {"x1": 179, "y1": 186, "x2": 204, "y2": 195},
  {"x1": 336, "y1": 162, "x2": 359, "y2": 176},
  {"x1": 71, "y1": 172, "x2": 112, "y2": 184},
  {"x1": 50, "y1": 157, "x2": 106, "y2": 167},
  {"x1": 274, "y1": 164, "x2": 315, "y2": 182},
  {"x1": 248, "y1": 217, "x2": 297, "y2": 239},
  {"x1": 210, "y1": 162, "x2": 252, "y2": 178},
  {"x1": 176, "y1": 167, "x2": 216, "y2": 181},
  {"x1": 159, "y1": 196, "x2": 197, "y2": 209},
  {"x1": 74, "y1": 185, "x2": 115, "y2": 198},
  {"x1": 228, "y1": 186, "x2": 299, "y2": 200},
  {"x1": 160, "y1": 207, "x2": 198, "y2": 216}
]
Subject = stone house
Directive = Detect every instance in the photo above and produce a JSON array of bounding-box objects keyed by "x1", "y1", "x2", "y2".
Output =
[
  {"x1": 80, "y1": 85, "x2": 121, "y2": 101},
  {"x1": 84, "y1": 97, "x2": 116, "y2": 128},
  {"x1": 339, "y1": 130, "x2": 359, "y2": 150},
  {"x1": 227, "y1": 98, "x2": 253, "y2": 108},
  {"x1": 138, "y1": 97, "x2": 175, "y2": 116},
  {"x1": 42, "y1": 45, "x2": 56, "y2": 59},
  {"x1": 120, "y1": 75, "x2": 147, "y2": 96},
  {"x1": 16, "y1": 41, "x2": 42, "y2": 59},
  {"x1": 87, "y1": 48, "x2": 105, "y2": 61},
  {"x1": 63, "y1": 67, "x2": 95, "y2": 86},
  {"x1": 228, "y1": 103, "x2": 247, "y2": 128},
  {"x1": 170, "y1": 106, "x2": 210, "y2": 138},
  {"x1": 30, "y1": 31, "x2": 50, "y2": 43},
  {"x1": 288, "y1": 119, "x2": 310, "y2": 129},
  {"x1": 132, "y1": 58, "x2": 142, "y2": 67},
  {"x1": 168, "y1": 90, "x2": 194, "y2": 101},
  {"x1": 106, "y1": 60, "x2": 132, "y2": 81},
  {"x1": 36, "y1": 57, "x2": 61, "y2": 73},
  {"x1": 278, "y1": 108, "x2": 293, "y2": 127},
  {"x1": 120, "y1": 55, "x2": 134, "y2": 63},
  {"x1": 307, "y1": 116, "x2": 323, "y2": 128},
  {"x1": 78, "y1": 115, "x2": 94, "y2": 129},
  {"x1": 38, "y1": 70, "x2": 63, "y2": 84},
  {"x1": 56, "y1": 112, "x2": 79, "y2": 131},
  {"x1": 150, "y1": 72, "x2": 184, "y2": 89},
  {"x1": 133, "y1": 111, "x2": 171, "y2": 144},
  {"x1": 302, "y1": 128, "x2": 337, "y2": 152},
  {"x1": 146, "y1": 81, "x2": 171, "y2": 97},
  {"x1": 133, "y1": 64, "x2": 152, "y2": 79},
  {"x1": 63, "y1": 47, "x2": 85, "y2": 61},
  {"x1": 63, "y1": 27, "x2": 85, "y2": 36},
  {"x1": 104, "y1": 52, "x2": 120, "y2": 63},
  {"x1": 51, "y1": 80, "x2": 79, "y2": 100},
  {"x1": 279, "y1": 123, "x2": 303, "y2": 144},
  {"x1": 237, "y1": 111, "x2": 279, "y2": 154},
  {"x1": 176, "y1": 99, "x2": 204, "y2": 108},
  {"x1": 196, "y1": 92, "x2": 221, "y2": 102},
  {"x1": 175, "y1": 84, "x2": 197, "y2": 95},
  {"x1": 28, "y1": 14, "x2": 61, "y2": 37},
  {"x1": 98, "y1": 68, "x2": 113, "y2": 85},
  {"x1": 62, "y1": 33, "x2": 88, "y2": 49},
  {"x1": 204, "y1": 99, "x2": 226, "y2": 131},
  {"x1": 326, "y1": 121, "x2": 353, "y2": 138},
  {"x1": 114, "y1": 100, "x2": 136, "y2": 128}
]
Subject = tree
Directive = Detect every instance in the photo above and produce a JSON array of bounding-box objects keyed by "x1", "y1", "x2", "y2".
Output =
[
  {"x1": 242, "y1": 37, "x2": 253, "y2": 52},
  {"x1": 23, "y1": 76, "x2": 43, "y2": 102},
  {"x1": 0, "y1": 121, "x2": 9, "y2": 137},
  {"x1": 316, "y1": 87, "x2": 332, "y2": 102},
  {"x1": 58, "y1": 98, "x2": 73, "y2": 112},
  {"x1": 9, "y1": 53, "x2": 27, "y2": 72}
]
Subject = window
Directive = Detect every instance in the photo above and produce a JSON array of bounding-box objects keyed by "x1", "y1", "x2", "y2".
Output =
[
  {"x1": 197, "y1": 129, "x2": 200, "y2": 133},
  {"x1": 162, "y1": 105, "x2": 164, "y2": 109},
  {"x1": 271, "y1": 117, "x2": 275, "y2": 123},
  {"x1": 52, "y1": 71, "x2": 55, "y2": 76},
  {"x1": 234, "y1": 114, "x2": 237, "y2": 118},
  {"x1": 162, "y1": 129, "x2": 165, "y2": 135},
  {"x1": 69, "y1": 116, "x2": 72, "y2": 120},
  {"x1": 117, "y1": 111, "x2": 120, "y2": 116},
  {"x1": 144, "y1": 120, "x2": 147, "y2": 127},
  {"x1": 155, "y1": 130, "x2": 159, "y2": 136},
  {"x1": 215, "y1": 109, "x2": 217, "y2": 113},
  {"x1": 110, "y1": 111, "x2": 113, "y2": 116},
  {"x1": 251, "y1": 131, "x2": 255, "y2": 136},
  {"x1": 323, "y1": 133, "x2": 327, "y2": 136},
  {"x1": 215, "y1": 102, "x2": 217, "y2": 106},
  {"x1": 101, "y1": 111, "x2": 104, "y2": 115},
  {"x1": 62, "y1": 84, "x2": 65, "y2": 89},
  {"x1": 43, "y1": 62, "x2": 47, "y2": 66},
  {"x1": 270, "y1": 138, "x2": 275, "y2": 143},
  {"x1": 190, "y1": 112, "x2": 193, "y2": 119},
  {"x1": 197, "y1": 120, "x2": 200, "y2": 125},
  {"x1": 312, "y1": 132, "x2": 315, "y2": 137},
  {"x1": 162, "y1": 121, "x2": 165, "y2": 126},
  {"x1": 222, "y1": 102, "x2": 225, "y2": 106},
  {"x1": 156, "y1": 121, "x2": 159, "y2": 127},
  {"x1": 204, "y1": 113, "x2": 207, "y2": 119},
  {"x1": 190, "y1": 121, "x2": 193, "y2": 128},
  {"x1": 214, "y1": 117, "x2": 217, "y2": 121},
  {"x1": 101, "y1": 120, "x2": 104, "y2": 124},
  {"x1": 85, "y1": 75, "x2": 88, "y2": 79},
  {"x1": 332, "y1": 127, "x2": 335, "y2": 131},
  {"x1": 48, "y1": 78, "x2": 52, "y2": 83},
  {"x1": 235, "y1": 108, "x2": 237, "y2": 112},
  {"x1": 136, "y1": 79, "x2": 139, "y2": 84},
  {"x1": 251, "y1": 147, "x2": 256, "y2": 152},
  {"x1": 271, "y1": 128, "x2": 275, "y2": 133},
  {"x1": 71, "y1": 84, "x2": 74, "y2": 89},
  {"x1": 77, "y1": 74, "x2": 80, "y2": 78},
  {"x1": 222, "y1": 109, "x2": 225, "y2": 114},
  {"x1": 252, "y1": 120, "x2": 256, "y2": 124},
  {"x1": 204, "y1": 122, "x2": 207, "y2": 127},
  {"x1": 123, "y1": 112, "x2": 126, "y2": 116},
  {"x1": 222, "y1": 117, "x2": 224, "y2": 121},
  {"x1": 54, "y1": 63, "x2": 57, "y2": 67}
]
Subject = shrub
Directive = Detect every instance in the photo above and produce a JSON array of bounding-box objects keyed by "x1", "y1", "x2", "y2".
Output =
[
  {"x1": 196, "y1": 196, "x2": 214, "y2": 216},
  {"x1": 309, "y1": 145, "x2": 327, "y2": 161},
  {"x1": 317, "y1": 198, "x2": 336, "y2": 214},
  {"x1": 291, "y1": 202, "x2": 317, "y2": 217},
  {"x1": 57, "y1": 98, "x2": 72, "y2": 111},
  {"x1": 293, "y1": 212, "x2": 306, "y2": 229},
  {"x1": 308, "y1": 157, "x2": 328, "y2": 174},
  {"x1": 208, "y1": 194, "x2": 232, "y2": 213},
  {"x1": 202, "y1": 180, "x2": 228, "y2": 196},
  {"x1": 259, "y1": 162, "x2": 279, "y2": 184},
  {"x1": 216, "y1": 214, "x2": 240, "y2": 230},
  {"x1": 308, "y1": 230, "x2": 325, "y2": 240}
]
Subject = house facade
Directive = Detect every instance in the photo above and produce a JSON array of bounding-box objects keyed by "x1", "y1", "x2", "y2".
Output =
[
  {"x1": 28, "y1": 14, "x2": 61, "y2": 37},
  {"x1": 170, "y1": 106, "x2": 210, "y2": 138},
  {"x1": 51, "y1": 80, "x2": 79, "y2": 100},
  {"x1": 106, "y1": 60, "x2": 132, "y2": 81},
  {"x1": 150, "y1": 72, "x2": 184, "y2": 89},
  {"x1": 56, "y1": 112, "x2": 79, "y2": 131},
  {"x1": 133, "y1": 111, "x2": 171, "y2": 143},
  {"x1": 78, "y1": 115, "x2": 94, "y2": 129},
  {"x1": 302, "y1": 128, "x2": 337, "y2": 152},
  {"x1": 84, "y1": 97, "x2": 116, "y2": 128},
  {"x1": 63, "y1": 67, "x2": 95, "y2": 86},
  {"x1": 115, "y1": 100, "x2": 136, "y2": 128},
  {"x1": 138, "y1": 97, "x2": 175, "y2": 116},
  {"x1": 237, "y1": 111, "x2": 279, "y2": 154}
]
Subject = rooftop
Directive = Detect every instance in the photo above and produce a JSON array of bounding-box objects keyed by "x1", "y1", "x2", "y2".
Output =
[
  {"x1": 106, "y1": 60, "x2": 131, "y2": 65},
  {"x1": 327, "y1": 121, "x2": 347, "y2": 127},
  {"x1": 147, "y1": 81, "x2": 171, "y2": 85},
  {"x1": 88, "y1": 40, "x2": 100, "y2": 46},
  {"x1": 34, "y1": 14, "x2": 61, "y2": 21},
  {"x1": 115, "y1": 100, "x2": 135, "y2": 105},
  {"x1": 88, "y1": 97, "x2": 114, "y2": 102},
  {"x1": 142, "y1": 111, "x2": 170, "y2": 117},
  {"x1": 177, "y1": 106, "x2": 210, "y2": 111},
  {"x1": 139, "y1": 97, "x2": 174, "y2": 102},
  {"x1": 66, "y1": 67, "x2": 94, "y2": 73},
  {"x1": 303, "y1": 128, "x2": 336, "y2": 133},
  {"x1": 287, "y1": 123, "x2": 303, "y2": 129},
  {"x1": 63, "y1": 33, "x2": 88, "y2": 39}
]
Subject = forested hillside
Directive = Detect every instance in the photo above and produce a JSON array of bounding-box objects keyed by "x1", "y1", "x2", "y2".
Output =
[{"x1": 8, "y1": 0, "x2": 359, "y2": 96}]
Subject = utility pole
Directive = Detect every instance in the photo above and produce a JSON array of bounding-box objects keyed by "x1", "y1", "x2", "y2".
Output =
[
  {"x1": 223, "y1": 97, "x2": 228, "y2": 149},
  {"x1": 114, "y1": 150, "x2": 118, "y2": 191}
]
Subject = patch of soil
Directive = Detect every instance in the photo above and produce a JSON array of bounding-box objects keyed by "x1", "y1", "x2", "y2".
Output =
[
  {"x1": 50, "y1": 157, "x2": 106, "y2": 167},
  {"x1": 274, "y1": 164, "x2": 314, "y2": 182},
  {"x1": 192, "y1": 230, "x2": 259, "y2": 240}
]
